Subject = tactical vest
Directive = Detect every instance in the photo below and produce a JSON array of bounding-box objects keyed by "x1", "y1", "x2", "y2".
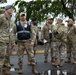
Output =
[{"x1": 16, "y1": 21, "x2": 31, "y2": 40}]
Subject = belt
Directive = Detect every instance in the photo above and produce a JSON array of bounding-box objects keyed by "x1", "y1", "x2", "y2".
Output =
[{"x1": 18, "y1": 40, "x2": 30, "y2": 43}]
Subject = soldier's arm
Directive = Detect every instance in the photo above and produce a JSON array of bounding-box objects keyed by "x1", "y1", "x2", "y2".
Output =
[
  {"x1": 41, "y1": 26, "x2": 45, "y2": 40},
  {"x1": 30, "y1": 25, "x2": 37, "y2": 43},
  {"x1": 11, "y1": 23, "x2": 17, "y2": 44},
  {"x1": 62, "y1": 27, "x2": 68, "y2": 43}
]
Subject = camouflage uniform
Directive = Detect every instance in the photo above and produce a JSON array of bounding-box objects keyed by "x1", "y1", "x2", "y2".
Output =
[
  {"x1": 66, "y1": 24, "x2": 76, "y2": 63},
  {"x1": 0, "y1": 14, "x2": 14, "y2": 73},
  {"x1": 31, "y1": 24, "x2": 38, "y2": 55},
  {"x1": 13, "y1": 18, "x2": 38, "y2": 73},
  {"x1": 41, "y1": 22, "x2": 53, "y2": 62},
  {"x1": 51, "y1": 19, "x2": 67, "y2": 66},
  {"x1": 13, "y1": 20, "x2": 36, "y2": 64},
  {"x1": 27, "y1": 23, "x2": 38, "y2": 64}
]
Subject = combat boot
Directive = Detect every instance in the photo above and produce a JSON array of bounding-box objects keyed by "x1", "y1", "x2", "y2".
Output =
[
  {"x1": 51, "y1": 58, "x2": 55, "y2": 65},
  {"x1": 73, "y1": 60, "x2": 76, "y2": 64},
  {"x1": 65, "y1": 58, "x2": 71, "y2": 63},
  {"x1": 9, "y1": 63, "x2": 14, "y2": 66},
  {"x1": 27, "y1": 61, "x2": 31, "y2": 65},
  {"x1": 18, "y1": 65, "x2": 23, "y2": 74},
  {"x1": 52, "y1": 59, "x2": 58, "y2": 67},
  {"x1": 59, "y1": 60, "x2": 63, "y2": 67},
  {"x1": 7, "y1": 63, "x2": 14, "y2": 68},
  {"x1": 32, "y1": 65, "x2": 38, "y2": 74},
  {"x1": 2, "y1": 68, "x2": 12, "y2": 75},
  {"x1": 4, "y1": 64, "x2": 11, "y2": 68},
  {"x1": 44, "y1": 57, "x2": 48, "y2": 63}
]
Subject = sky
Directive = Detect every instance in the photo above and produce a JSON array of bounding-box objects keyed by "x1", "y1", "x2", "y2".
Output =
[{"x1": 0, "y1": 0, "x2": 32, "y2": 7}]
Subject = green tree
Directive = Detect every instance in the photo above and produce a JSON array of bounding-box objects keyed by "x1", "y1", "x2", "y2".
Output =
[
  {"x1": 0, "y1": 0, "x2": 7, "y2": 3},
  {"x1": 14, "y1": 0, "x2": 76, "y2": 22},
  {"x1": 0, "y1": 0, "x2": 7, "y2": 14}
]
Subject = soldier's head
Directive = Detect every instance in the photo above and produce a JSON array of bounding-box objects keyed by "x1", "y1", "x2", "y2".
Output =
[
  {"x1": 5, "y1": 5, "x2": 13, "y2": 17},
  {"x1": 31, "y1": 17, "x2": 37, "y2": 25},
  {"x1": 66, "y1": 18, "x2": 74, "y2": 26},
  {"x1": 56, "y1": 18, "x2": 63, "y2": 24},
  {"x1": 47, "y1": 17, "x2": 53, "y2": 24},
  {"x1": 19, "y1": 12, "x2": 26, "y2": 21}
]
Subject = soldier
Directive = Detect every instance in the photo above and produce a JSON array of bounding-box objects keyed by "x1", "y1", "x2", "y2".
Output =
[
  {"x1": 27, "y1": 18, "x2": 38, "y2": 65},
  {"x1": 13, "y1": 12, "x2": 38, "y2": 74},
  {"x1": 41, "y1": 17, "x2": 53, "y2": 63},
  {"x1": 65, "y1": 19, "x2": 76, "y2": 64},
  {"x1": 51, "y1": 18, "x2": 67, "y2": 67},
  {"x1": 0, "y1": 5, "x2": 15, "y2": 75}
]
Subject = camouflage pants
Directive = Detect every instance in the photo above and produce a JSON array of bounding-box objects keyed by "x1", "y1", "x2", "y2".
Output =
[
  {"x1": 27, "y1": 46, "x2": 37, "y2": 63},
  {"x1": 51, "y1": 41, "x2": 66, "y2": 60},
  {"x1": 44, "y1": 42, "x2": 53, "y2": 58},
  {"x1": 67, "y1": 42, "x2": 76, "y2": 60},
  {"x1": 17, "y1": 40, "x2": 36, "y2": 66},
  {"x1": 0, "y1": 42, "x2": 10, "y2": 72}
]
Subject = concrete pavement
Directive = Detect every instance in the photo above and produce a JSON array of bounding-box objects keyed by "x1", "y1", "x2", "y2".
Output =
[
  {"x1": 10, "y1": 54, "x2": 76, "y2": 75},
  {"x1": 10, "y1": 45, "x2": 76, "y2": 75}
]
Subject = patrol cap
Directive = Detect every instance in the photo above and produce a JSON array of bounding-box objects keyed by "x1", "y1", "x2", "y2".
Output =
[
  {"x1": 31, "y1": 17, "x2": 37, "y2": 22},
  {"x1": 47, "y1": 16, "x2": 53, "y2": 20},
  {"x1": 5, "y1": 5, "x2": 13, "y2": 10},
  {"x1": 20, "y1": 12, "x2": 26, "y2": 17},
  {"x1": 66, "y1": 19, "x2": 73, "y2": 22},
  {"x1": 57, "y1": 18, "x2": 63, "y2": 23}
]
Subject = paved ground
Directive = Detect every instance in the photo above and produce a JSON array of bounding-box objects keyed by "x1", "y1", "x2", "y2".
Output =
[
  {"x1": 9, "y1": 45, "x2": 76, "y2": 75},
  {"x1": 10, "y1": 54, "x2": 76, "y2": 75}
]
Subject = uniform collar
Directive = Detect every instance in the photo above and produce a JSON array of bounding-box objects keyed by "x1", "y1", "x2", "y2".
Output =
[{"x1": 20, "y1": 20, "x2": 27, "y2": 24}]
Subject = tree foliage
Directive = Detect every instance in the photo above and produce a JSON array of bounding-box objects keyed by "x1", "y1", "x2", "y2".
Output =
[
  {"x1": 14, "y1": 0, "x2": 76, "y2": 22},
  {"x1": 0, "y1": 0, "x2": 7, "y2": 14},
  {"x1": 0, "y1": 10, "x2": 5, "y2": 14},
  {"x1": 0, "y1": 0, "x2": 7, "y2": 3}
]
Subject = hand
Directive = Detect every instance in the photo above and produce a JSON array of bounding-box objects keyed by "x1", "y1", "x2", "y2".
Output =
[
  {"x1": 12, "y1": 42, "x2": 16, "y2": 48},
  {"x1": 30, "y1": 41, "x2": 34, "y2": 46},
  {"x1": 41, "y1": 39, "x2": 44, "y2": 42}
]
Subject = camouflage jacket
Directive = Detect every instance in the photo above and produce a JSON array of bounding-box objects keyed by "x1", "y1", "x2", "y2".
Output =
[
  {"x1": 52, "y1": 23, "x2": 67, "y2": 42},
  {"x1": 41, "y1": 23, "x2": 52, "y2": 42},
  {"x1": 67, "y1": 25, "x2": 76, "y2": 42},
  {"x1": 0, "y1": 14, "x2": 15, "y2": 43},
  {"x1": 31, "y1": 23, "x2": 38, "y2": 44}
]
